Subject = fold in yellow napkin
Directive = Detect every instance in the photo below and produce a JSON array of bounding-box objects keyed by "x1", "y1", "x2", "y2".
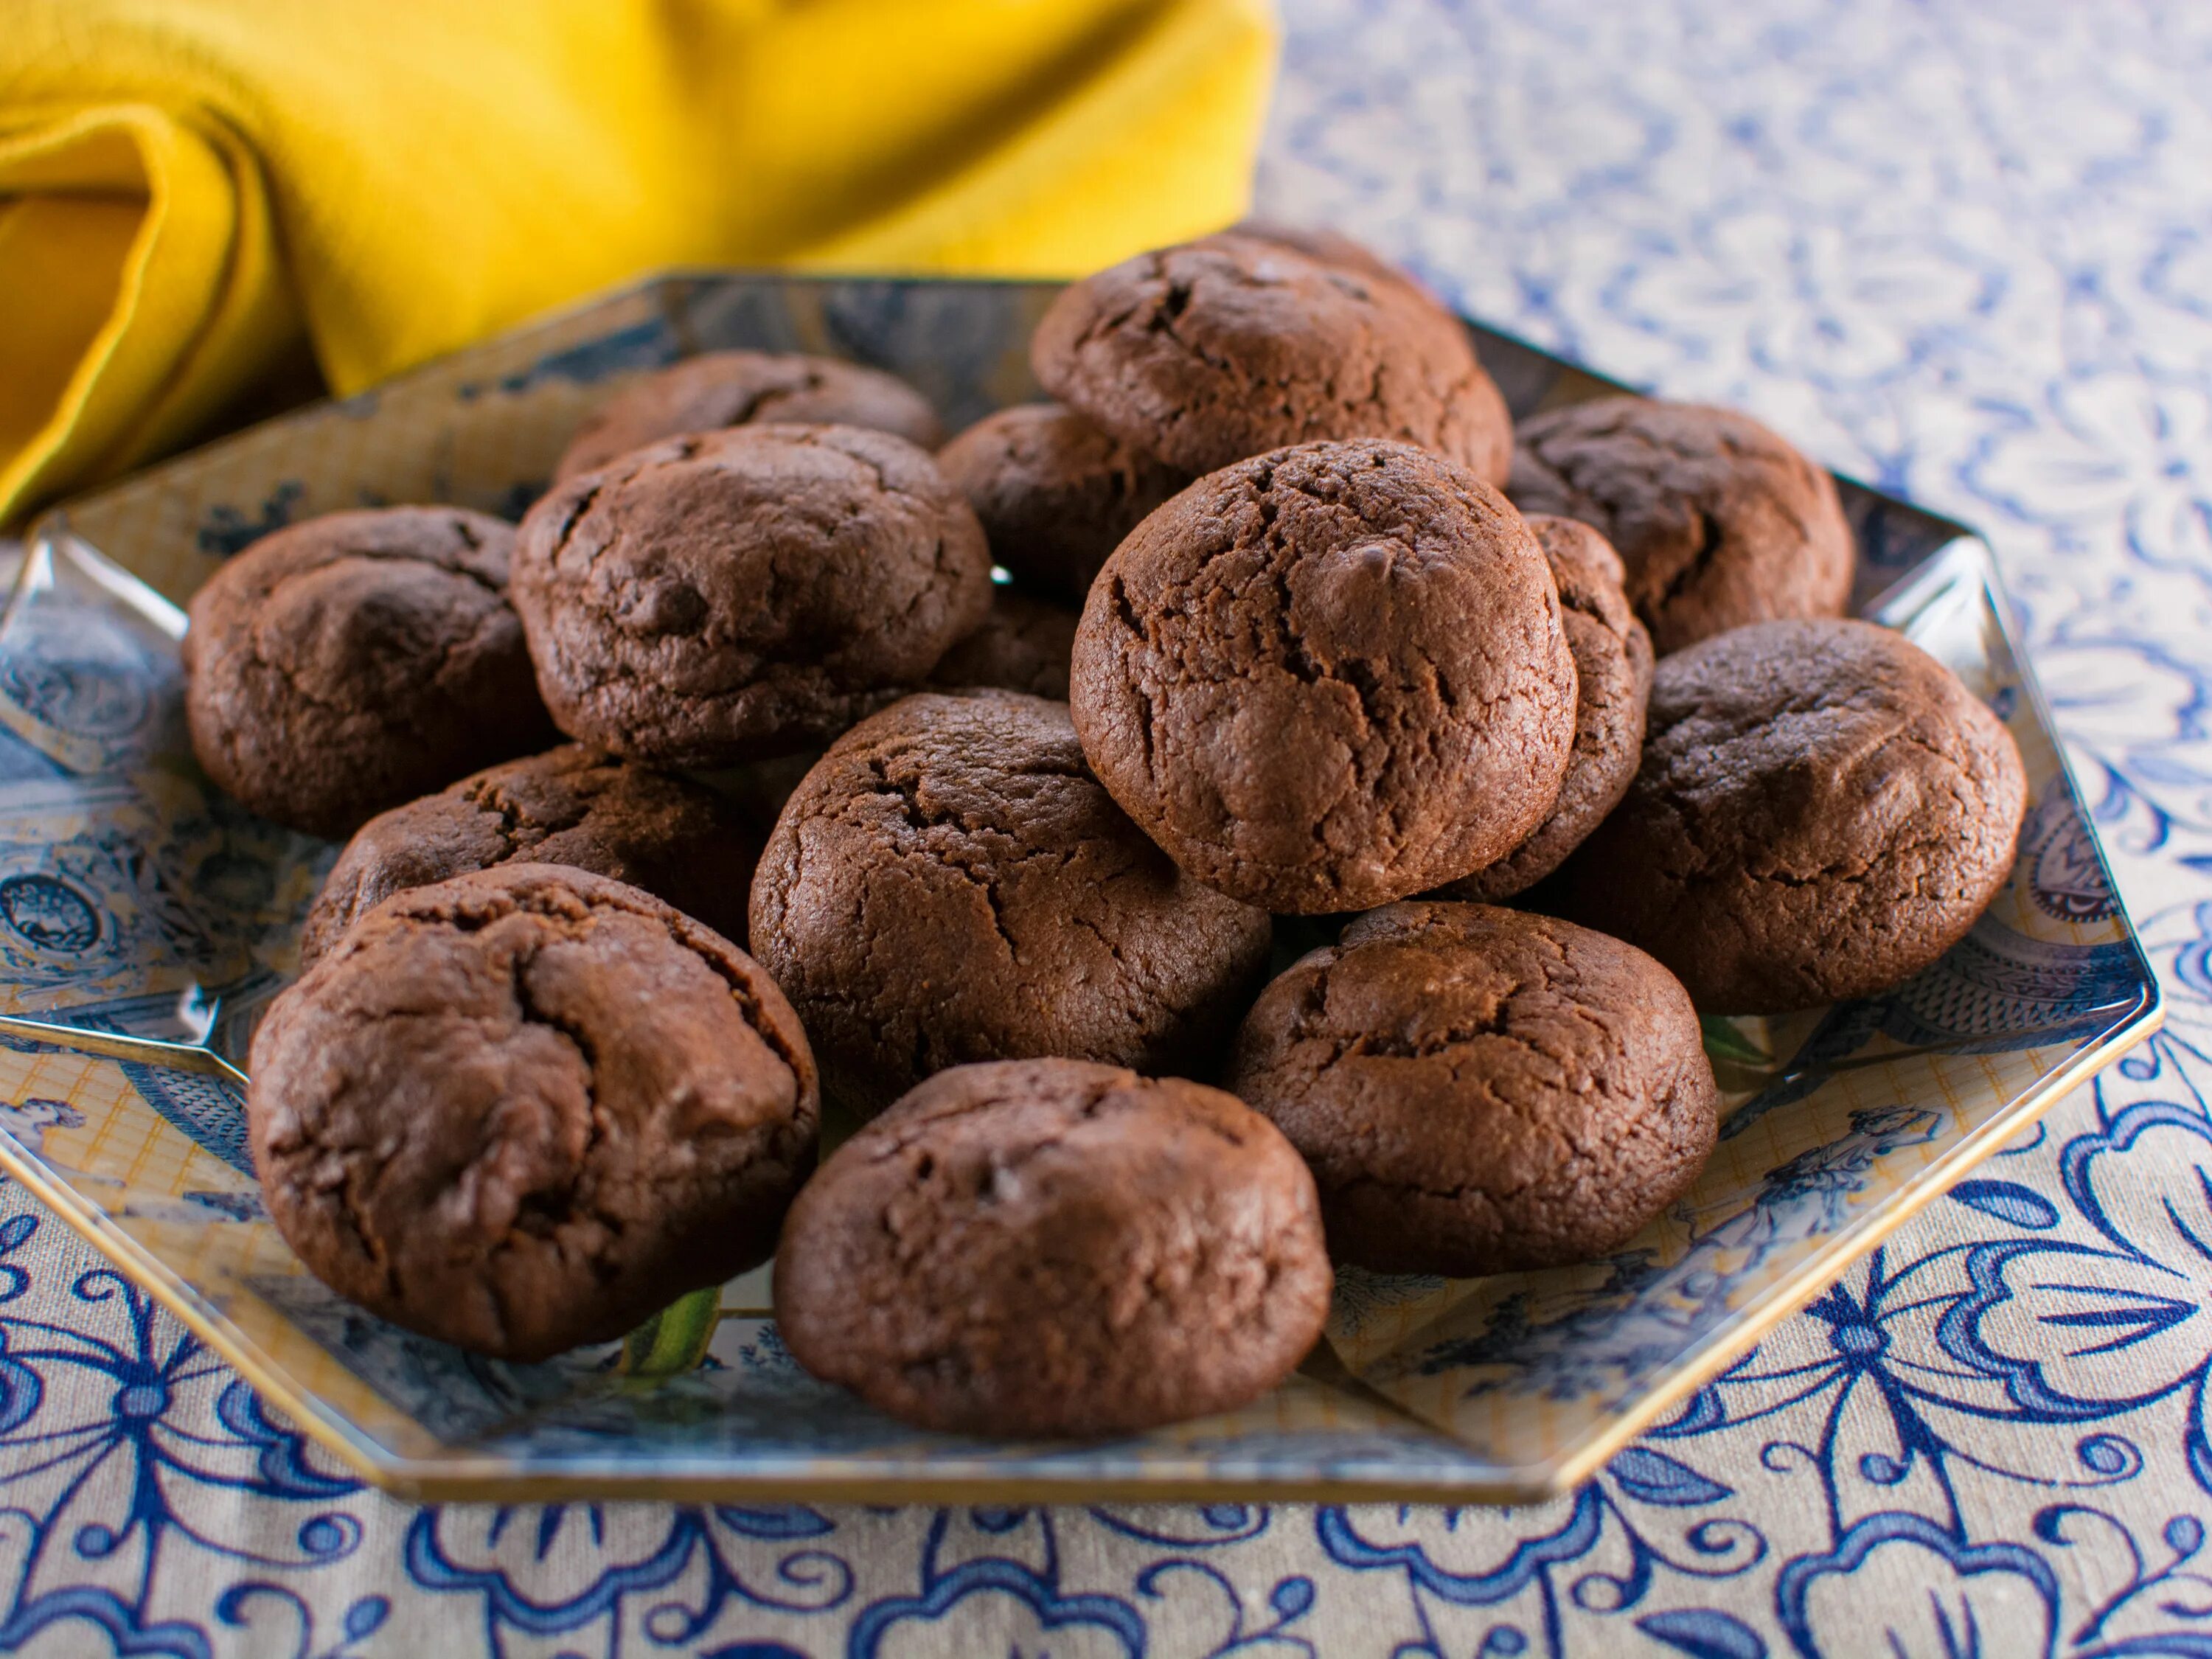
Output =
[{"x1": 0, "y1": 0, "x2": 1277, "y2": 522}]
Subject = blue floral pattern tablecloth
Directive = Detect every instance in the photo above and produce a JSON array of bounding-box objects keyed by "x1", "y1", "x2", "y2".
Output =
[{"x1": 4, "y1": 1, "x2": 2211, "y2": 1653}]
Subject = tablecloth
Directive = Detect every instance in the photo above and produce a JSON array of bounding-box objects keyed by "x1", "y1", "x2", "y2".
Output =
[{"x1": 3, "y1": 1, "x2": 2211, "y2": 1653}]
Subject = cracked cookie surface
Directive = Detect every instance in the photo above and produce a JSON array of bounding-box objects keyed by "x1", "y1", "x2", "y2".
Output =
[
  {"x1": 1555, "y1": 619, "x2": 2028, "y2": 1012},
  {"x1": 513, "y1": 424, "x2": 992, "y2": 766},
  {"x1": 184, "y1": 506, "x2": 554, "y2": 838},
  {"x1": 1508, "y1": 394, "x2": 1855, "y2": 654},
  {"x1": 926, "y1": 587, "x2": 1080, "y2": 700},
  {"x1": 1031, "y1": 234, "x2": 1512, "y2": 481},
  {"x1": 248, "y1": 863, "x2": 818, "y2": 1361},
  {"x1": 1228, "y1": 902, "x2": 1718, "y2": 1276},
  {"x1": 748, "y1": 691, "x2": 1272, "y2": 1119},
  {"x1": 1069, "y1": 440, "x2": 1578, "y2": 913},
  {"x1": 301, "y1": 743, "x2": 765, "y2": 963},
  {"x1": 935, "y1": 402, "x2": 1192, "y2": 605},
  {"x1": 773, "y1": 1057, "x2": 1331, "y2": 1436},
  {"x1": 554, "y1": 350, "x2": 942, "y2": 481},
  {"x1": 1436, "y1": 515, "x2": 1654, "y2": 900}
]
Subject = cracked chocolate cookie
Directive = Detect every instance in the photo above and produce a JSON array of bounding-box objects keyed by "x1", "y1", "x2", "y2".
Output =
[
  {"x1": 1032, "y1": 233, "x2": 1513, "y2": 482},
  {"x1": 1555, "y1": 619, "x2": 2028, "y2": 1012},
  {"x1": 184, "y1": 507, "x2": 555, "y2": 838},
  {"x1": 300, "y1": 744, "x2": 765, "y2": 964},
  {"x1": 1507, "y1": 395, "x2": 1855, "y2": 654},
  {"x1": 1228, "y1": 902, "x2": 1718, "y2": 1276},
  {"x1": 248, "y1": 863, "x2": 818, "y2": 1360},
  {"x1": 926, "y1": 587, "x2": 1079, "y2": 699},
  {"x1": 513, "y1": 424, "x2": 993, "y2": 766},
  {"x1": 1069, "y1": 440, "x2": 1579, "y2": 913},
  {"x1": 748, "y1": 692, "x2": 1273, "y2": 1119},
  {"x1": 554, "y1": 350, "x2": 943, "y2": 481},
  {"x1": 1436, "y1": 515, "x2": 1654, "y2": 900},
  {"x1": 773, "y1": 1057, "x2": 1332, "y2": 1436},
  {"x1": 934, "y1": 402, "x2": 1192, "y2": 605}
]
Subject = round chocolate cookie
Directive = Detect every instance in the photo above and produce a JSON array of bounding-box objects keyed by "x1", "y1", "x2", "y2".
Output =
[
  {"x1": 1508, "y1": 395, "x2": 1855, "y2": 654},
  {"x1": 513, "y1": 424, "x2": 992, "y2": 766},
  {"x1": 748, "y1": 692, "x2": 1273, "y2": 1118},
  {"x1": 773, "y1": 1058, "x2": 1332, "y2": 1436},
  {"x1": 927, "y1": 588, "x2": 1079, "y2": 699},
  {"x1": 300, "y1": 744, "x2": 765, "y2": 964},
  {"x1": 1436, "y1": 515, "x2": 1653, "y2": 900},
  {"x1": 1070, "y1": 440, "x2": 1578, "y2": 913},
  {"x1": 184, "y1": 507, "x2": 554, "y2": 838},
  {"x1": 1556, "y1": 619, "x2": 2028, "y2": 1012},
  {"x1": 1228, "y1": 902, "x2": 1718, "y2": 1276},
  {"x1": 935, "y1": 403, "x2": 1191, "y2": 606},
  {"x1": 1032, "y1": 233, "x2": 1512, "y2": 483},
  {"x1": 554, "y1": 351, "x2": 942, "y2": 481},
  {"x1": 248, "y1": 864, "x2": 818, "y2": 1360}
]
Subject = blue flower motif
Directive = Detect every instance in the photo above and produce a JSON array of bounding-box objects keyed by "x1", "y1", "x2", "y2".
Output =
[
  {"x1": 846, "y1": 1511, "x2": 1144, "y2": 1658},
  {"x1": 403, "y1": 1500, "x2": 851, "y2": 1649},
  {"x1": 0, "y1": 1206, "x2": 370, "y2": 1656},
  {"x1": 1776, "y1": 1512, "x2": 2059, "y2": 1659}
]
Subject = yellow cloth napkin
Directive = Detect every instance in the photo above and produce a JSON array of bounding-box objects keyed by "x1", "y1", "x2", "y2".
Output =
[{"x1": 0, "y1": 0, "x2": 1278, "y2": 522}]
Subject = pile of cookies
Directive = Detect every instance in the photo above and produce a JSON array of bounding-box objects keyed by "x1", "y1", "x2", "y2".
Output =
[{"x1": 189, "y1": 226, "x2": 2028, "y2": 1439}]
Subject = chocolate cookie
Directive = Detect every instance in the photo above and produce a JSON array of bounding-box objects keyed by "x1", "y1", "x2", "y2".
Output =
[
  {"x1": 300, "y1": 744, "x2": 765, "y2": 964},
  {"x1": 749, "y1": 692, "x2": 1272, "y2": 1118},
  {"x1": 184, "y1": 507, "x2": 554, "y2": 838},
  {"x1": 1507, "y1": 395, "x2": 1855, "y2": 654},
  {"x1": 1436, "y1": 515, "x2": 1653, "y2": 900},
  {"x1": 1228, "y1": 902, "x2": 1718, "y2": 1276},
  {"x1": 1231, "y1": 220, "x2": 1433, "y2": 295},
  {"x1": 1070, "y1": 440, "x2": 1578, "y2": 913},
  {"x1": 554, "y1": 351, "x2": 942, "y2": 481},
  {"x1": 927, "y1": 588, "x2": 1079, "y2": 699},
  {"x1": 248, "y1": 864, "x2": 818, "y2": 1360},
  {"x1": 773, "y1": 1058, "x2": 1331, "y2": 1436},
  {"x1": 513, "y1": 424, "x2": 993, "y2": 766},
  {"x1": 1032, "y1": 234, "x2": 1512, "y2": 483},
  {"x1": 1556, "y1": 619, "x2": 2028, "y2": 1012},
  {"x1": 935, "y1": 403, "x2": 1191, "y2": 606}
]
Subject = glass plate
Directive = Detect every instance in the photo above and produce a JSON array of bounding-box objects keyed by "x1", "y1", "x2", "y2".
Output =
[{"x1": 0, "y1": 274, "x2": 2160, "y2": 1502}]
